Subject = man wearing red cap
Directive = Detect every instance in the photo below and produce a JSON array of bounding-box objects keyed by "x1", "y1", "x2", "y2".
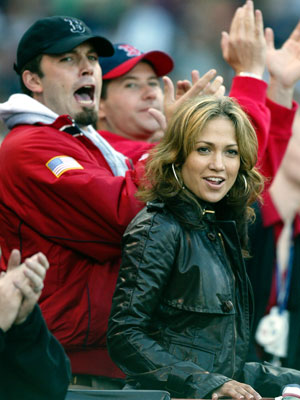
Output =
[{"x1": 98, "y1": 43, "x2": 173, "y2": 143}]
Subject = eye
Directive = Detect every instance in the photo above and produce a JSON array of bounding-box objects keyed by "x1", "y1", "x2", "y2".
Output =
[
  {"x1": 226, "y1": 149, "x2": 239, "y2": 157},
  {"x1": 88, "y1": 54, "x2": 98, "y2": 61},
  {"x1": 124, "y1": 82, "x2": 138, "y2": 89},
  {"x1": 196, "y1": 146, "x2": 211, "y2": 154},
  {"x1": 60, "y1": 56, "x2": 73, "y2": 62},
  {"x1": 149, "y1": 80, "x2": 160, "y2": 87}
]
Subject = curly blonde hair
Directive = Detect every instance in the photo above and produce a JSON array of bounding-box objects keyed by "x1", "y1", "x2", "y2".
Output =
[{"x1": 138, "y1": 95, "x2": 264, "y2": 253}]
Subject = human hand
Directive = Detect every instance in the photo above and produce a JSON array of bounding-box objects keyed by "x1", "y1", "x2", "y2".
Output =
[
  {"x1": 212, "y1": 380, "x2": 261, "y2": 400},
  {"x1": 163, "y1": 69, "x2": 225, "y2": 124},
  {"x1": 0, "y1": 249, "x2": 23, "y2": 331},
  {"x1": 221, "y1": 0, "x2": 266, "y2": 77},
  {"x1": 176, "y1": 70, "x2": 225, "y2": 99},
  {"x1": 265, "y1": 22, "x2": 300, "y2": 107},
  {"x1": 13, "y1": 252, "x2": 49, "y2": 325}
]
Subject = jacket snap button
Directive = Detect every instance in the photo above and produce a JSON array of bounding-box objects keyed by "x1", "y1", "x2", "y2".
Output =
[
  {"x1": 222, "y1": 300, "x2": 233, "y2": 312},
  {"x1": 207, "y1": 232, "x2": 216, "y2": 241}
]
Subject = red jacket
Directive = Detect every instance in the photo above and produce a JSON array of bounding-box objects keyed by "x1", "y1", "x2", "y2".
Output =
[{"x1": 0, "y1": 114, "x2": 146, "y2": 377}]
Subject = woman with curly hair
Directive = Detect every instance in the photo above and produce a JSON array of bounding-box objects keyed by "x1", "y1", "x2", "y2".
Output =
[{"x1": 107, "y1": 95, "x2": 300, "y2": 399}]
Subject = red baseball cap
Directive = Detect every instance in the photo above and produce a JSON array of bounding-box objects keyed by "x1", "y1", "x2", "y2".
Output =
[{"x1": 99, "y1": 43, "x2": 174, "y2": 80}]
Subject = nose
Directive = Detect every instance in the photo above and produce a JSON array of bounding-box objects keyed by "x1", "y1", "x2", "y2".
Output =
[
  {"x1": 209, "y1": 152, "x2": 225, "y2": 171},
  {"x1": 79, "y1": 57, "x2": 94, "y2": 76},
  {"x1": 141, "y1": 85, "x2": 157, "y2": 100}
]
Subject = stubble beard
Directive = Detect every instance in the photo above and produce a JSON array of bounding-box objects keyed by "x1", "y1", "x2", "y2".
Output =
[{"x1": 74, "y1": 108, "x2": 98, "y2": 128}]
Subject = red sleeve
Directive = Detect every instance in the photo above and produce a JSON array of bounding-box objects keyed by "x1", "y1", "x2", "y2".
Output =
[
  {"x1": 0, "y1": 126, "x2": 145, "y2": 261},
  {"x1": 229, "y1": 76, "x2": 270, "y2": 164},
  {"x1": 100, "y1": 130, "x2": 155, "y2": 164},
  {"x1": 260, "y1": 98, "x2": 298, "y2": 184}
]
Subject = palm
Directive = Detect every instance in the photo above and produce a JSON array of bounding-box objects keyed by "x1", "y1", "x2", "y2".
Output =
[{"x1": 267, "y1": 42, "x2": 300, "y2": 87}]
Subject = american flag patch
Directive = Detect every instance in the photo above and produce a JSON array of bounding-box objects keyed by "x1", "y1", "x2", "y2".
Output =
[{"x1": 46, "y1": 156, "x2": 83, "y2": 178}]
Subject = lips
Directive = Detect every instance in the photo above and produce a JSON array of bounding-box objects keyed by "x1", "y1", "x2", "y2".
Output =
[
  {"x1": 204, "y1": 177, "x2": 225, "y2": 185},
  {"x1": 74, "y1": 85, "x2": 95, "y2": 105}
]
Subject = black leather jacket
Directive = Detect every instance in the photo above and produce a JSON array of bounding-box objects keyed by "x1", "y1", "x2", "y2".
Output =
[{"x1": 108, "y1": 199, "x2": 300, "y2": 398}]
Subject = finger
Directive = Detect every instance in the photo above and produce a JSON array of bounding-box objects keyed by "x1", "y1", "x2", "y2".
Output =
[
  {"x1": 244, "y1": 0, "x2": 255, "y2": 33},
  {"x1": 231, "y1": 384, "x2": 261, "y2": 400},
  {"x1": 289, "y1": 20, "x2": 300, "y2": 42},
  {"x1": 181, "y1": 80, "x2": 192, "y2": 91},
  {"x1": 215, "y1": 85, "x2": 226, "y2": 97},
  {"x1": 254, "y1": 9, "x2": 264, "y2": 38},
  {"x1": 265, "y1": 27, "x2": 275, "y2": 50},
  {"x1": 148, "y1": 108, "x2": 167, "y2": 131},
  {"x1": 240, "y1": 384, "x2": 261, "y2": 400},
  {"x1": 7, "y1": 249, "x2": 21, "y2": 272},
  {"x1": 13, "y1": 279, "x2": 39, "y2": 298},
  {"x1": 36, "y1": 252, "x2": 50, "y2": 270},
  {"x1": 175, "y1": 80, "x2": 191, "y2": 98},
  {"x1": 205, "y1": 75, "x2": 224, "y2": 95},
  {"x1": 23, "y1": 267, "x2": 44, "y2": 292},
  {"x1": 24, "y1": 258, "x2": 47, "y2": 279},
  {"x1": 212, "y1": 393, "x2": 219, "y2": 400},
  {"x1": 162, "y1": 76, "x2": 175, "y2": 105},
  {"x1": 229, "y1": 7, "x2": 243, "y2": 37},
  {"x1": 181, "y1": 69, "x2": 217, "y2": 101},
  {"x1": 191, "y1": 70, "x2": 200, "y2": 85}
]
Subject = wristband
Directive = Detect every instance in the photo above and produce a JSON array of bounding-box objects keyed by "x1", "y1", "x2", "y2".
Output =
[{"x1": 238, "y1": 71, "x2": 263, "y2": 80}]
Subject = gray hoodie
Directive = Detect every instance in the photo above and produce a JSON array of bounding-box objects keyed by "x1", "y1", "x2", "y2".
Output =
[{"x1": 0, "y1": 93, "x2": 128, "y2": 177}]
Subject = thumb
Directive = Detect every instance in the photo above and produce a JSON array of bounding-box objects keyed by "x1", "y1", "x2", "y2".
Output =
[
  {"x1": 220, "y1": 31, "x2": 229, "y2": 58},
  {"x1": 148, "y1": 108, "x2": 167, "y2": 131},
  {"x1": 7, "y1": 249, "x2": 21, "y2": 272}
]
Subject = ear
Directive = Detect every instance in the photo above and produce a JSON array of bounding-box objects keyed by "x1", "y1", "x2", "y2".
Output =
[
  {"x1": 22, "y1": 70, "x2": 43, "y2": 94},
  {"x1": 98, "y1": 100, "x2": 107, "y2": 120}
]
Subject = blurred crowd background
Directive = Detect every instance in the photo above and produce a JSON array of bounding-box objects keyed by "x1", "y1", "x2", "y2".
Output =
[{"x1": 0, "y1": 0, "x2": 299, "y2": 136}]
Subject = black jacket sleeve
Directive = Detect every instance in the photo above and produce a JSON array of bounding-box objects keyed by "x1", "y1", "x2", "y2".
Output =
[{"x1": 0, "y1": 305, "x2": 71, "y2": 400}]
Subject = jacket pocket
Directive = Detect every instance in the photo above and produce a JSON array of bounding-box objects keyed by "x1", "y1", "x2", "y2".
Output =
[{"x1": 168, "y1": 339, "x2": 215, "y2": 371}]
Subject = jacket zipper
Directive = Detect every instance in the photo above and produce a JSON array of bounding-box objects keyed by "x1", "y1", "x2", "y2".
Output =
[{"x1": 218, "y1": 232, "x2": 236, "y2": 377}]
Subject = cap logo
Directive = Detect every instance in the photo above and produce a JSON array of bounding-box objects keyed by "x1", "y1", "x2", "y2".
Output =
[
  {"x1": 118, "y1": 44, "x2": 141, "y2": 57},
  {"x1": 63, "y1": 17, "x2": 86, "y2": 34}
]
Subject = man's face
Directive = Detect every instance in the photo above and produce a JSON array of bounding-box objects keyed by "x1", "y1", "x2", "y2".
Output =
[
  {"x1": 99, "y1": 62, "x2": 164, "y2": 141},
  {"x1": 34, "y1": 42, "x2": 102, "y2": 128}
]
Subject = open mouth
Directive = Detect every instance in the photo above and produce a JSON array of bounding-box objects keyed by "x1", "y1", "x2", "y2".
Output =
[
  {"x1": 204, "y1": 177, "x2": 225, "y2": 185},
  {"x1": 74, "y1": 85, "x2": 95, "y2": 105}
]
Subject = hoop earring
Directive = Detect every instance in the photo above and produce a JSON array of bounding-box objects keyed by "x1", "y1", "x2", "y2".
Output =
[
  {"x1": 172, "y1": 163, "x2": 185, "y2": 190},
  {"x1": 242, "y1": 174, "x2": 248, "y2": 194}
]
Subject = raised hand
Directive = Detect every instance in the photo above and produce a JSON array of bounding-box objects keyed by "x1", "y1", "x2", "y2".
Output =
[
  {"x1": 163, "y1": 69, "x2": 225, "y2": 123},
  {"x1": 221, "y1": 0, "x2": 266, "y2": 77},
  {"x1": 266, "y1": 21, "x2": 300, "y2": 107}
]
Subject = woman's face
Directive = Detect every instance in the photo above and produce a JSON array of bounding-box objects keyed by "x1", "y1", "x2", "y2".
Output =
[{"x1": 181, "y1": 116, "x2": 240, "y2": 203}]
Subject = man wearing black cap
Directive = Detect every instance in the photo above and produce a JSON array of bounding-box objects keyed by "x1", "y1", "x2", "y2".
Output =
[{"x1": 0, "y1": 16, "x2": 147, "y2": 389}]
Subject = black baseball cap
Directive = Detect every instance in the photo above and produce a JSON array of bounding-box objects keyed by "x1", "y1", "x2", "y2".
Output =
[
  {"x1": 99, "y1": 43, "x2": 174, "y2": 80},
  {"x1": 14, "y1": 16, "x2": 114, "y2": 74}
]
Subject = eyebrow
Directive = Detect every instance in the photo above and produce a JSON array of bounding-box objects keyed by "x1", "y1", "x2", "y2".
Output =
[
  {"x1": 60, "y1": 47, "x2": 98, "y2": 56},
  {"x1": 196, "y1": 140, "x2": 238, "y2": 146},
  {"x1": 120, "y1": 75, "x2": 159, "y2": 82}
]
